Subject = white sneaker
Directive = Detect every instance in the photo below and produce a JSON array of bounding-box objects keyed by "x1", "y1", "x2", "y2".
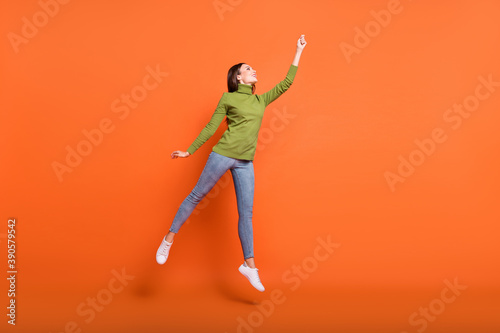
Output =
[
  {"x1": 156, "y1": 237, "x2": 173, "y2": 265},
  {"x1": 238, "y1": 262, "x2": 265, "y2": 292}
]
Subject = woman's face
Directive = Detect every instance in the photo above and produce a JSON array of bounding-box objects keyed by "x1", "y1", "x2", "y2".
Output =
[{"x1": 237, "y1": 64, "x2": 257, "y2": 85}]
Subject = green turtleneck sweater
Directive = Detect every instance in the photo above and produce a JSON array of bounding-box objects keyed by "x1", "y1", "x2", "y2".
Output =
[{"x1": 186, "y1": 64, "x2": 298, "y2": 160}]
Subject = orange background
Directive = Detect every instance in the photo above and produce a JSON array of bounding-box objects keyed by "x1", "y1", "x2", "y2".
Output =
[{"x1": 1, "y1": 0, "x2": 499, "y2": 332}]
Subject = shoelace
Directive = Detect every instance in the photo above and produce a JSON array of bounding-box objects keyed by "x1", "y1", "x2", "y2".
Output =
[
  {"x1": 252, "y1": 269, "x2": 262, "y2": 283},
  {"x1": 159, "y1": 242, "x2": 170, "y2": 256}
]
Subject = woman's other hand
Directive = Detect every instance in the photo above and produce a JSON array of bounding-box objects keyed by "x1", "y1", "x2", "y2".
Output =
[{"x1": 171, "y1": 151, "x2": 191, "y2": 159}]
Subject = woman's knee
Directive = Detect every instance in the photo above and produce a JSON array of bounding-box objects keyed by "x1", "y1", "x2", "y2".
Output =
[{"x1": 186, "y1": 188, "x2": 205, "y2": 203}]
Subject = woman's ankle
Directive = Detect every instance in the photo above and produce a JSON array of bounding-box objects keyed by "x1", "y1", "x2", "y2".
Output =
[
  {"x1": 245, "y1": 258, "x2": 256, "y2": 269},
  {"x1": 165, "y1": 232, "x2": 175, "y2": 243}
]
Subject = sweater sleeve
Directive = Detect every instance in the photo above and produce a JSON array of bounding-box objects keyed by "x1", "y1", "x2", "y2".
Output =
[
  {"x1": 186, "y1": 94, "x2": 227, "y2": 155},
  {"x1": 260, "y1": 65, "x2": 298, "y2": 106}
]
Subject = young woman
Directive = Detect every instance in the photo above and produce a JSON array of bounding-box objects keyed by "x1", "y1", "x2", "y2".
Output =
[{"x1": 156, "y1": 35, "x2": 307, "y2": 292}]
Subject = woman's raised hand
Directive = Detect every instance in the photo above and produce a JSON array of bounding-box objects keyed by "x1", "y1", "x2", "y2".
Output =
[
  {"x1": 171, "y1": 150, "x2": 191, "y2": 159},
  {"x1": 292, "y1": 34, "x2": 307, "y2": 66},
  {"x1": 297, "y1": 34, "x2": 307, "y2": 50}
]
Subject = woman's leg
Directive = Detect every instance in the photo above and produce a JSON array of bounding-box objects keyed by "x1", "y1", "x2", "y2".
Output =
[
  {"x1": 232, "y1": 161, "x2": 265, "y2": 291},
  {"x1": 157, "y1": 152, "x2": 235, "y2": 265},
  {"x1": 169, "y1": 151, "x2": 235, "y2": 235},
  {"x1": 230, "y1": 159, "x2": 255, "y2": 266}
]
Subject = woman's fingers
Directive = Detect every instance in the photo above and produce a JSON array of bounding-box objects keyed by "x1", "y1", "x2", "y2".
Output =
[
  {"x1": 297, "y1": 34, "x2": 307, "y2": 49},
  {"x1": 300, "y1": 35, "x2": 307, "y2": 45}
]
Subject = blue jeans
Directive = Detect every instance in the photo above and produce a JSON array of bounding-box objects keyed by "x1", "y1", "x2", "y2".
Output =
[{"x1": 169, "y1": 151, "x2": 255, "y2": 259}]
